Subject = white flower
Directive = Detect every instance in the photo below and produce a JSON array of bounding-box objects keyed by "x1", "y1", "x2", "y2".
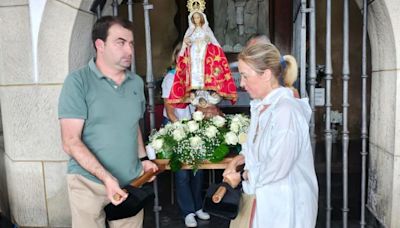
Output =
[
  {"x1": 145, "y1": 145, "x2": 156, "y2": 159},
  {"x1": 187, "y1": 120, "x2": 199, "y2": 132},
  {"x1": 190, "y1": 136, "x2": 203, "y2": 147},
  {"x1": 172, "y1": 121, "x2": 183, "y2": 128},
  {"x1": 225, "y1": 132, "x2": 238, "y2": 145},
  {"x1": 238, "y1": 132, "x2": 248, "y2": 144},
  {"x1": 231, "y1": 116, "x2": 241, "y2": 123},
  {"x1": 158, "y1": 128, "x2": 167, "y2": 135},
  {"x1": 205, "y1": 126, "x2": 218, "y2": 138},
  {"x1": 212, "y1": 115, "x2": 226, "y2": 127},
  {"x1": 151, "y1": 138, "x2": 164, "y2": 150},
  {"x1": 230, "y1": 122, "x2": 240, "y2": 133},
  {"x1": 192, "y1": 111, "x2": 204, "y2": 121},
  {"x1": 173, "y1": 128, "x2": 186, "y2": 141}
]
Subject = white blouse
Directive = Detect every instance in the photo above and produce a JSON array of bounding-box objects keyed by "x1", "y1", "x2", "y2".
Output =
[{"x1": 241, "y1": 87, "x2": 318, "y2": 228}]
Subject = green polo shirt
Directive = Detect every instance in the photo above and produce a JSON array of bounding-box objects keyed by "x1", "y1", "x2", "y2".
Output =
[{"x1": 58, "y1": 58, "x2": 145, "y2": 187}]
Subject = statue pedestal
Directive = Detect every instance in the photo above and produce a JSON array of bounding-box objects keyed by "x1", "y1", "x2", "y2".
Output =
[{"x1": 196, "y1": 105, "x2": 222, "y2": 118}]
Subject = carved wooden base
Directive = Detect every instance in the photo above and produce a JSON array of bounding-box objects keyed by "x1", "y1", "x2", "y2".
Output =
[{"x1": 196, "y1": 105, "x2": 222, "y2": 118}]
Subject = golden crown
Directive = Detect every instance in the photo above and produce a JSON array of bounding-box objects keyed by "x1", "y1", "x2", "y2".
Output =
[{"x1": 187, "y1": 0, "x2": 206, "y2": 13}]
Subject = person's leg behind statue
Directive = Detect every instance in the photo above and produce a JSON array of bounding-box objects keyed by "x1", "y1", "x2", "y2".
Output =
[
  {"x1": 190, "y1": 170, "x2": 210, "y2": 220},
  {"x1": 176, "y1": 170, "x2": 199, "y2": 227}
]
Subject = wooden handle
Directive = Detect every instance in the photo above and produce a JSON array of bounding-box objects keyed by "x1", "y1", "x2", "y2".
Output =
[
  {"x1": 113, "y1": 163, "x2": 165, "y2": 201},
  {"x1": 131, "y1": 163, "x2": 165, "y2": 187},
  {"x1": 212, "y1": 186, "x2": 227, "y2": 203},
  {"x1": 212, "y1": 164, "x2": 245, "y2": 204}
]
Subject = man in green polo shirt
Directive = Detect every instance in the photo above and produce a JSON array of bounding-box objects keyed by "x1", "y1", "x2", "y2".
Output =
[{"x1": 58, "y1": 16, "x2": 158, "y2": 228}]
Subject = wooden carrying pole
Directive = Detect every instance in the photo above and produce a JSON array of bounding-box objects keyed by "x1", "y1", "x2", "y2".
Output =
[
  {"x1": 114, "y1": 164, "x2": 165, "y2": 200},
  {"x1": 212, "y1": 164, "x2": 245, "y2": 203}
]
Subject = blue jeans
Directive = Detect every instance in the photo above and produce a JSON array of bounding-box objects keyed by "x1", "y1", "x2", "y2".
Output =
[
  {"x1": 163, "y1": 117, "x2": 205, "y2": 217},
  {"x1": 175, "y1": 169, "x2": 204, "y2": 218}
]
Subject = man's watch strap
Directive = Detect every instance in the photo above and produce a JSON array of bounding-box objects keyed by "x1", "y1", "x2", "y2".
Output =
[
  {"x1": 240, "y1": 169, "x2": 245, "y2": 181},
  {"x1": 140, "y1": 156, "x2": 149, "y2": 162}
]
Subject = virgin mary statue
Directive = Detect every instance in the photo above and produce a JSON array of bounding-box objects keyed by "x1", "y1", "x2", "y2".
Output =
[{"x1": 168, "y1": 0, "x2": 237, "y2": 117}]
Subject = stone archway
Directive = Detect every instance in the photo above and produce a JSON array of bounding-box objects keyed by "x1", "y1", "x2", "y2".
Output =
[
  {"x1": 355, "y1": 0, "x2": 400, "y2": 227},
  {"x1": 1, "y1": 0, "x2": 400, "y2": 227},
  {"x1": 0, "y1": 0, "x2": 113, "y2": 226}
]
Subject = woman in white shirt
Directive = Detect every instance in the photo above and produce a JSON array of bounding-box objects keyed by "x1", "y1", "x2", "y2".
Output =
[{"x1": 223, "y1": 43, "x2": 318, "y2": 228}]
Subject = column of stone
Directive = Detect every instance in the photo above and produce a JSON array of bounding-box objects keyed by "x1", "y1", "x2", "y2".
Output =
[
  {"x1": 0, "y1": 0, "x2": 95, "y2": 227},
  {"x1": 367, "y1": 0, "x2": 400, "y2": 227}
]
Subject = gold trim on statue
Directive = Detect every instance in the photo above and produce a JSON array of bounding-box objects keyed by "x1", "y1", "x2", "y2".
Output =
[{"x1": 187, "y1": 0, "x2": 206, "y2": 13}]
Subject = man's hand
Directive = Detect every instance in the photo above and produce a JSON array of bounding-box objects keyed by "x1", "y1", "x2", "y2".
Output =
[
  {"x1": 141, "y1": 160, "x2": 159, "y2": 182},
  {"x1": 103, "y1": 175, "x2": 128, "y2": 206}
]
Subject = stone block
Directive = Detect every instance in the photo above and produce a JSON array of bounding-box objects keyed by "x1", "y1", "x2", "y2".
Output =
[
  {"x1": 0, "y1": 5, "x2": 33, "y2": 85},
  {"x1": 58, "y1": 0, "x2": 93, "y2": 13},
  {"x1": 5, "y1": 157, "x2": 47, "y2": 226},
  {"x1": 0, "y1": 0, "x2": 28, "y2": 6},
  {"x1": 391, "y1": 155, "x2": 400, "y2": 228},
  {"x1": 369, "y1": 2, "x2": 397, "y2": 72},
  {"x1": 367, "y1": 144, "x2": 394, "y2": 227},
  {"x1": 68, "y1": 10, "x2": 95, "y2": 72},
  {"x1": 37, "y1": 0, "x2": 81, "y2": 84},
  {"x1": 369, "y1": 71, "x2": 396, "y2": 155},
  {"x1": 44, "y1": 162, "x2": 71, "y2": 227},
  {"x1": 1, "y1": 85, "x2": 67, "y2": 161}
]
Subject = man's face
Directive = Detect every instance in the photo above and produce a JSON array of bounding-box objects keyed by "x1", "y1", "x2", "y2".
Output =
[{"x1": 98, "y1": 24, "x2": 133, "y2": 70}]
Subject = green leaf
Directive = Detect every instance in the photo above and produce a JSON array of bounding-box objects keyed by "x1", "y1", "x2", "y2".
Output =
[
  {"x1": 157, "y1": 150, "x2": 173, "y2": 159},
  {"x1": 170, "y1": 152, "x2": 182, "y2": 172},
  {"x1": 209, "y1": 144, "x2": 229, "y2": 163}
]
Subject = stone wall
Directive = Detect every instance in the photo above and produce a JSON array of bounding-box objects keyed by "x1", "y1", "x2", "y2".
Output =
[
  {"x1": 0, "y1": 0, "x2": 95, "y2": 226},
  {"x1": 366, "y1": 0, "x2": 400, "y2": 227},
  {"x1": 0, "y1": 0, "x2": 400, "y2": 227}
]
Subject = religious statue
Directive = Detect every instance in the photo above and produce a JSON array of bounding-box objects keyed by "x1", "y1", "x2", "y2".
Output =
[{"x1": 168, "y1": 0, "x2": 237, "y2": 118}]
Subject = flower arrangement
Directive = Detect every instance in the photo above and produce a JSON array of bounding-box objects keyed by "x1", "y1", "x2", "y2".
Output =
[{"x1": 147, "y1": 111, "x2": 250, "y2": 171}]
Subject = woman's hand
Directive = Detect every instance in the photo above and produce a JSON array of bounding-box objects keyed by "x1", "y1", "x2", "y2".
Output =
[
  {"x1": 222, "y1": 154, "x2": 245, "y2": 176},
  {"x1": 223, "y1": 172, "x2": 241, "y2": 188}
]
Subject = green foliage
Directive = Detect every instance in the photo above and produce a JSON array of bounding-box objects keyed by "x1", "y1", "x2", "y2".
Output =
[{"x1": 149, "y1": 112, "x2": 250, "y2": 172}]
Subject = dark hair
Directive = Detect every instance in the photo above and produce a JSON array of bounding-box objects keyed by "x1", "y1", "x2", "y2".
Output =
[
  {"x1": 170, "y1": 42, "x2": 182, "y2": 69},
  {"x1": 91, "y1": 16, "x2": 133, "y2": 50}
]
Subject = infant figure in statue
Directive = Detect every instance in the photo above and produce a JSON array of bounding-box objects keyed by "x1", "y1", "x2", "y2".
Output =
[{"x1": 168, "y1": 0, "x2": 237, "y2": 118}]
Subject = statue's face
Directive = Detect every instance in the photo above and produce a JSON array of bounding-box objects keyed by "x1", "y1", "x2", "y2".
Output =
[{"x1": 193, "y1": 13, "x2": 202, "y2": 26}]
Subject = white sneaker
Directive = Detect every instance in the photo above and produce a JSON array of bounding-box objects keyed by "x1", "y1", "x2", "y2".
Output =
[
  {"x1": 184, "y1": 213, "x2": 197, "y2": 227},
  {"x1": 195, "y1": 209, "x2": 210, "y2": 220}
]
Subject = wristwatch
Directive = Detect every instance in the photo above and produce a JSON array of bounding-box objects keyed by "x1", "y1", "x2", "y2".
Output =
[{"x1": 140, "y1": 156, "x2": 149, "y2": 162}]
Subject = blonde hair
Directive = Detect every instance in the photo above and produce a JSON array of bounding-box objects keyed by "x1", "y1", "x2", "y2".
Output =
[{"x1": 238, "y1": 43, "x2": 298, "y2": 88}]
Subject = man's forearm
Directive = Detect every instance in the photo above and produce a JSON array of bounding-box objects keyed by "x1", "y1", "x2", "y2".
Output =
[
  {"x1": 64, "y1": 138, "x2": 111, "y2": 182},
  {"x1": 137, "y1": 128, "x2": 147, "y2": 158}
]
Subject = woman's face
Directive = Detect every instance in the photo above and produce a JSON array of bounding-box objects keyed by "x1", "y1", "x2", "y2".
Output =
[
  {"x1": 193, "y1": 13, "x2": 202, "y2": 26},
  {"x1": 238, "y1": 60, "x2": 270, "y2": 99}
]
